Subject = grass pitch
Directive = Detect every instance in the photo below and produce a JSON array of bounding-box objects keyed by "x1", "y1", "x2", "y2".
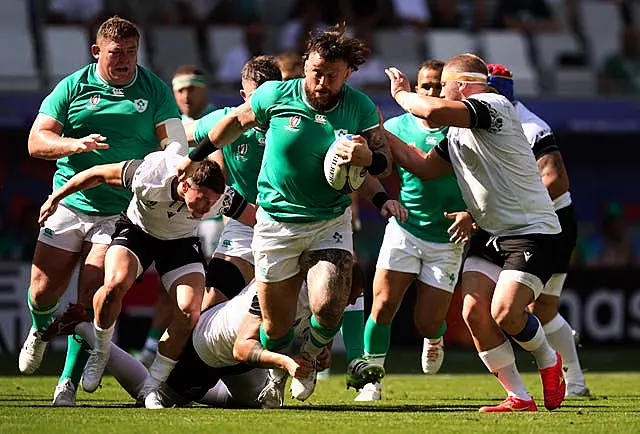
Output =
[{"x1": 1, "y1": 371, "x2": 639, "y2": 434}]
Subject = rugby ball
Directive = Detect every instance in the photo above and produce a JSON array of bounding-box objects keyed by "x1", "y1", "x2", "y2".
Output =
[{"x1": 323, "y1": 135, "x2": 368, "y2": 194}]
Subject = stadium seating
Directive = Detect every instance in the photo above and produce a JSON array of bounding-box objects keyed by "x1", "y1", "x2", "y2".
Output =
[
  {"x1": 425, "y1": 30, "x2": 478, "y2": 63},
  {"x1": 43, "y1": 26, "x2": 90, "y2": 86},
  {"x1": 0, "y1": 0, "x2": 39, "y2": 90},
  {"x1": 373, "y1": 29, "x2": 424, "y2": 79},
  {"x1": 580, "y1": 0, "x2": 621, "y2": 69},
  {"x1": 206, "y1": 26, "x2": 246, "y2": 85},
  {"x1": 149, "y1": 26, "x2": 201, "y2": 81},
  {"x1": 478, "y1": 30, "x2": 539, "y2": 96}
]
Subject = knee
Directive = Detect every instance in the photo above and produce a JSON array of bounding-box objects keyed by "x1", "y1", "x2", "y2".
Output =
[
  {"x1": 491, "y1": 301, "x2": 519, "y2": 333},
  {"x1": 174, "y1": 306, "x2": 200, "y2": 330},
  {"x1": 313, "y1": 298, "x2": 345, "y2": 328},
  {"x1": 101, "y1": 277, "x2": 131, "y2": 303},
  {"x1": 462, "y1": 296, "x2": 491, "y2": 331}
]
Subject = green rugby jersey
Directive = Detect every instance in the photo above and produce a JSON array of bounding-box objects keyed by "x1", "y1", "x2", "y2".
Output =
[
  {"x1": 40, "y1": 63, "x2": 180, "y2": 215},
  {"x1": 250, "y1": 79, "x2": 378, "y2": 222},
  {"x1": 194, "y1": 107, "x2": 265, "y2": 204},
  {"x1": 384, "y1": 114, "x2": 466, "y2": 243}
]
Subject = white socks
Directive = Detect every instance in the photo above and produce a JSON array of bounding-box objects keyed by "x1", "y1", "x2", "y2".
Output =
[
  {"x1": 93, "y1": 320, "x2": 115, "y2": 353},
  {"x1": 512, "y1": 316, "x2": 557, "y2": 370},
  {"x1": 148, "y1": 352, "x2": 178, "y2": 382},
  {"x1": 544, "y1": 313, "x2": 586, "y2": 386},
  {"x1": 479, "y1": 340, "x2": 530, "y2": 400}
]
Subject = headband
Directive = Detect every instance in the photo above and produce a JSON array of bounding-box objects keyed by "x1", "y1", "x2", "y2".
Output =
[
  {"x1": 172, "y1": 74, "x2": 206, "y2": 90},
  {"x1": 441, "y1": 71, "x2": 487, "y2": 84}
]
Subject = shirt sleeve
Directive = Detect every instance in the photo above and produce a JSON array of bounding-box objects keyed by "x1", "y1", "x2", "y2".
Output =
[
  {"x1": 435, "y1": 137, "x2": 451, "y2": 163},
  {"x1": 131, "y1": 154, "x2": 175, "y2": 201},
  {"x1": 207, "y1": 186, "x2": 249, "y2": 219},
  {"x1": 532, "y1": 133, "x2": 560, "y2": 159},
  {"x1": 38, "y1": 76, "x2": 74, "y2": 125},
  {"x1": 152, "y1": 77, "x2": 182, "y2": 126},
  {"x1": 193, "y1": 108, "x2": 228, "y2": 144},
  {"x1": 250, "y1": 80, "x2": 282, "y2": 126},
  {"x1": 356, "y1": 93, "x2": 380, "y2": 133},
  {"x1": 121, "y1": 159, "x2": 144, "y2": 191}
]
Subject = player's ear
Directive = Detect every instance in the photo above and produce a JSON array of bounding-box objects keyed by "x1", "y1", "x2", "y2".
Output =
[
  {"x1": 240, "y1": 89, "x2": 247, "y2": 101},
  {"x1": 91, "y1": 44, "x2": 100, "y2": 60}
]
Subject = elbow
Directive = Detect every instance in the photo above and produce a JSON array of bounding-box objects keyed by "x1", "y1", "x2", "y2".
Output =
[{"x1": 232, "y1": 342, "x2": 246, "y2": 362}]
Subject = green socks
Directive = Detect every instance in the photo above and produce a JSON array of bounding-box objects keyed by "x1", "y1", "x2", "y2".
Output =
[
  {"x1": 364, "y1": 316, "x2": 390, "y2": 359},
  {"x1": 341, "y1": 307, "x2": 364, "y2": 363},
  {"x1": 27, "y1": 292, "x2": 58, "y2": 333},
  {"x1": 58, "y1": 308, "x2": 93, "y2": 387},
  {"x1": 259, "y1": 324, "x2": 294, "y2": 351},
  {"x1": 428, "y1": 321, "x2": 447, "y2": 340}
]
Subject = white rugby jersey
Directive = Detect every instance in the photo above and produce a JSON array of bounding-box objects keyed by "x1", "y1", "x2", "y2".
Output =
[
  {"x1": 438, "y1": 92, "x2": 560, "y2": 237},
  {"x1": 192, "y1": 282, "x2": 311, "y2": 368},
  {"x1": 121, "y1": 151, "x2": 235, "y2": 240},
  {"x1": 514, "y1": 101, "x2": 572, "y2": 211}
]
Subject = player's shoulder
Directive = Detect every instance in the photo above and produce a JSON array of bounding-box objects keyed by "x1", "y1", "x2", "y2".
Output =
[
  {"x1": 342, "y1": 83, "x2": 375, "y2": 106},
  {"x1": 383, "y1": 112, "x2": 411, "y2": 131},
  {"x1": 468, "y1": 91, "x2": 512, "y2": 110}
]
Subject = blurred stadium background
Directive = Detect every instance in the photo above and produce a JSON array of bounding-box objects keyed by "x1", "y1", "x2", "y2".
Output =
[{"x1": 0, "y1": 0, "x2": 639, "y2": 366}]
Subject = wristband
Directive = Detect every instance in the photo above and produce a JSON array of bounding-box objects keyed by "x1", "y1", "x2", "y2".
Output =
[
  {"x1": 188, "y1": 135, "x2": 217, "y2": 162},
  {"x1": 372, "y1": 192, "x2": 389, "y2": 211},
  {"x1": 366, "y1": 151, "x2": 388, "y2": 176}
]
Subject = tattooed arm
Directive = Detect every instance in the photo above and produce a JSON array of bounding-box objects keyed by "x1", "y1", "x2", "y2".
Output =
[
  {"x1": 537, "y1": 150, "x2": 569, "y2": 200},
  {"x1": 232, "y1": 301, "x2": 315, "y2": 378},
  {"x1": 360, "y1": 125, "x2": 393, "y2": 178}
]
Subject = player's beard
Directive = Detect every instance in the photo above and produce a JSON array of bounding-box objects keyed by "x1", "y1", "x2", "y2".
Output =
[{"x1": 304, "y1": 84, "x2": 341, "y2": 112}]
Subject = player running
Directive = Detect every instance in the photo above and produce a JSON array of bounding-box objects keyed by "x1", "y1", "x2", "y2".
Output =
[{"x1": 19, "y1": 16, "x2": 188, "y2": 407}]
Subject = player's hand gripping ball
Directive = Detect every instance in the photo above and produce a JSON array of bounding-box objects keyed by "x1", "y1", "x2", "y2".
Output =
[{"x1": 323, "y1": 135, "x2": 368, "y2": 193}]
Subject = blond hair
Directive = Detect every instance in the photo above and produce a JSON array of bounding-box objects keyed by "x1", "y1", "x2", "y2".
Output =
[
  {"x1": 96, "y1": 16, "x2": 140, "y2": 43},
  {"x1": 445, "y1": 53, "x2": 488, "y2": 75}
]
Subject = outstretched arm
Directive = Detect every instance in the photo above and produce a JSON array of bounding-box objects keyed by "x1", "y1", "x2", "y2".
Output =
[
  {"x1": 386, "y1": 130, "x2": 453, "y2": 181},
  {"x1": 39, "y1": 161, "x2": 127, "y2": 226},
  {"x1": 233, "y1": 310, "x2": 314, "y2": 379}
]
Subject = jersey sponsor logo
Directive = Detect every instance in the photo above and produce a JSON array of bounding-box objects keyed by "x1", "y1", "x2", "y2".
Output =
[
  {"x1": 258, "y1": 137, "x2": 266, "y2": 146},
  {"x1": 112, "y1": 88, "x2": 124, "y2": 97},
  {"x1": 221, "y1": 239, "x2": 232, "y2": 248},
  {"x1": 285, "y1": 115, "x2": 301, "y2": 132},
  {"x1": 426, "y1": 136, "x2": 438, "y2": 145},
  {"x1": 524, "y1": 251, "x2": 532, "y2": 262},
  {"x1": 134, "y1": 98, "x2": 148, "y2": 113},
  {"x1": 314, "y1": 114, "x2": 327, "y2": 124},
  {"x1": 167, "y1": 210, "x2": 176, "y2": 219},
  {"x1": 42, "y1": 227, "x2": 55, "y2": 238}
]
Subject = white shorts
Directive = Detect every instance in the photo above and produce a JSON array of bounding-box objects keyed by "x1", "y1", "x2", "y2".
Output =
[
  {"x1": 252, "y1": 207, "x2": 353, "y2": 283},
  {"x1": 214, "y1": 219, "x2": 254, "y2": 265},
  {"x1": 37, "y1": 203, "x2": 117, "y2": 252},
  {"x1": 376, "y1": 219, "x2": 464, "y2": 292}
]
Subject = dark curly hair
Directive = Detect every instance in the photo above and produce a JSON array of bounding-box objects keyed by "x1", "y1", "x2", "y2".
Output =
[
  {"x1": 304, "y1": 24, "x2": 370, "y2": 71},
  {"x1": 189, "y1": 159, "x2": 225, "y2": 194},
  {"x1": 241, "y1": 55, "x2": 282, "y2": 86}
]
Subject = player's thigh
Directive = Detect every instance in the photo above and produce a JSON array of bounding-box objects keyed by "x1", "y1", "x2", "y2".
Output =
[
  {"x1": 371, "y1": 268, "x2": 415, "y2": 319},
  {"x1": 105, "y1": 217, "x2": 155, "y2": 292},
  {"x1": 30, "y1": 241, "x2": 80, "y2": 300},
  {"x1": 76, "y1": 241, "x2": 109, "y2": 305},
  {"x1": 252, "y1": 209, "x2": 307, "y2": 283},
  {"x1": 102, "y1": 245, "x2": 142, "y2": 295},
  {"x1": 459, "y1": 268, "x2": 497, "y2": 323},
  {"x1": 213, "y1": 253, "x2": 255, "y2": 285}
]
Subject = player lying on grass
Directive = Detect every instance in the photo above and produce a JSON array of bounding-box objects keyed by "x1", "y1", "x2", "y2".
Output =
[
  {"x1": 38, "y1": 150, "x2": 256, "y2": 407},
  {"x1": 42, "y1": 264, "x2": 367, "y2": 408}
]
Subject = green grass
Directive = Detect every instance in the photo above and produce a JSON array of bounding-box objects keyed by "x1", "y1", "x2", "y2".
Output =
[{"x1": 1, "y1": 372, "x2": 639, "y2": 434}]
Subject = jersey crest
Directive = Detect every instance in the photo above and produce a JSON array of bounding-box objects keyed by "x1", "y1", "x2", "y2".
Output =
[{"x1": 134, "y1": 98, "x2": 148, "y2": 113}]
